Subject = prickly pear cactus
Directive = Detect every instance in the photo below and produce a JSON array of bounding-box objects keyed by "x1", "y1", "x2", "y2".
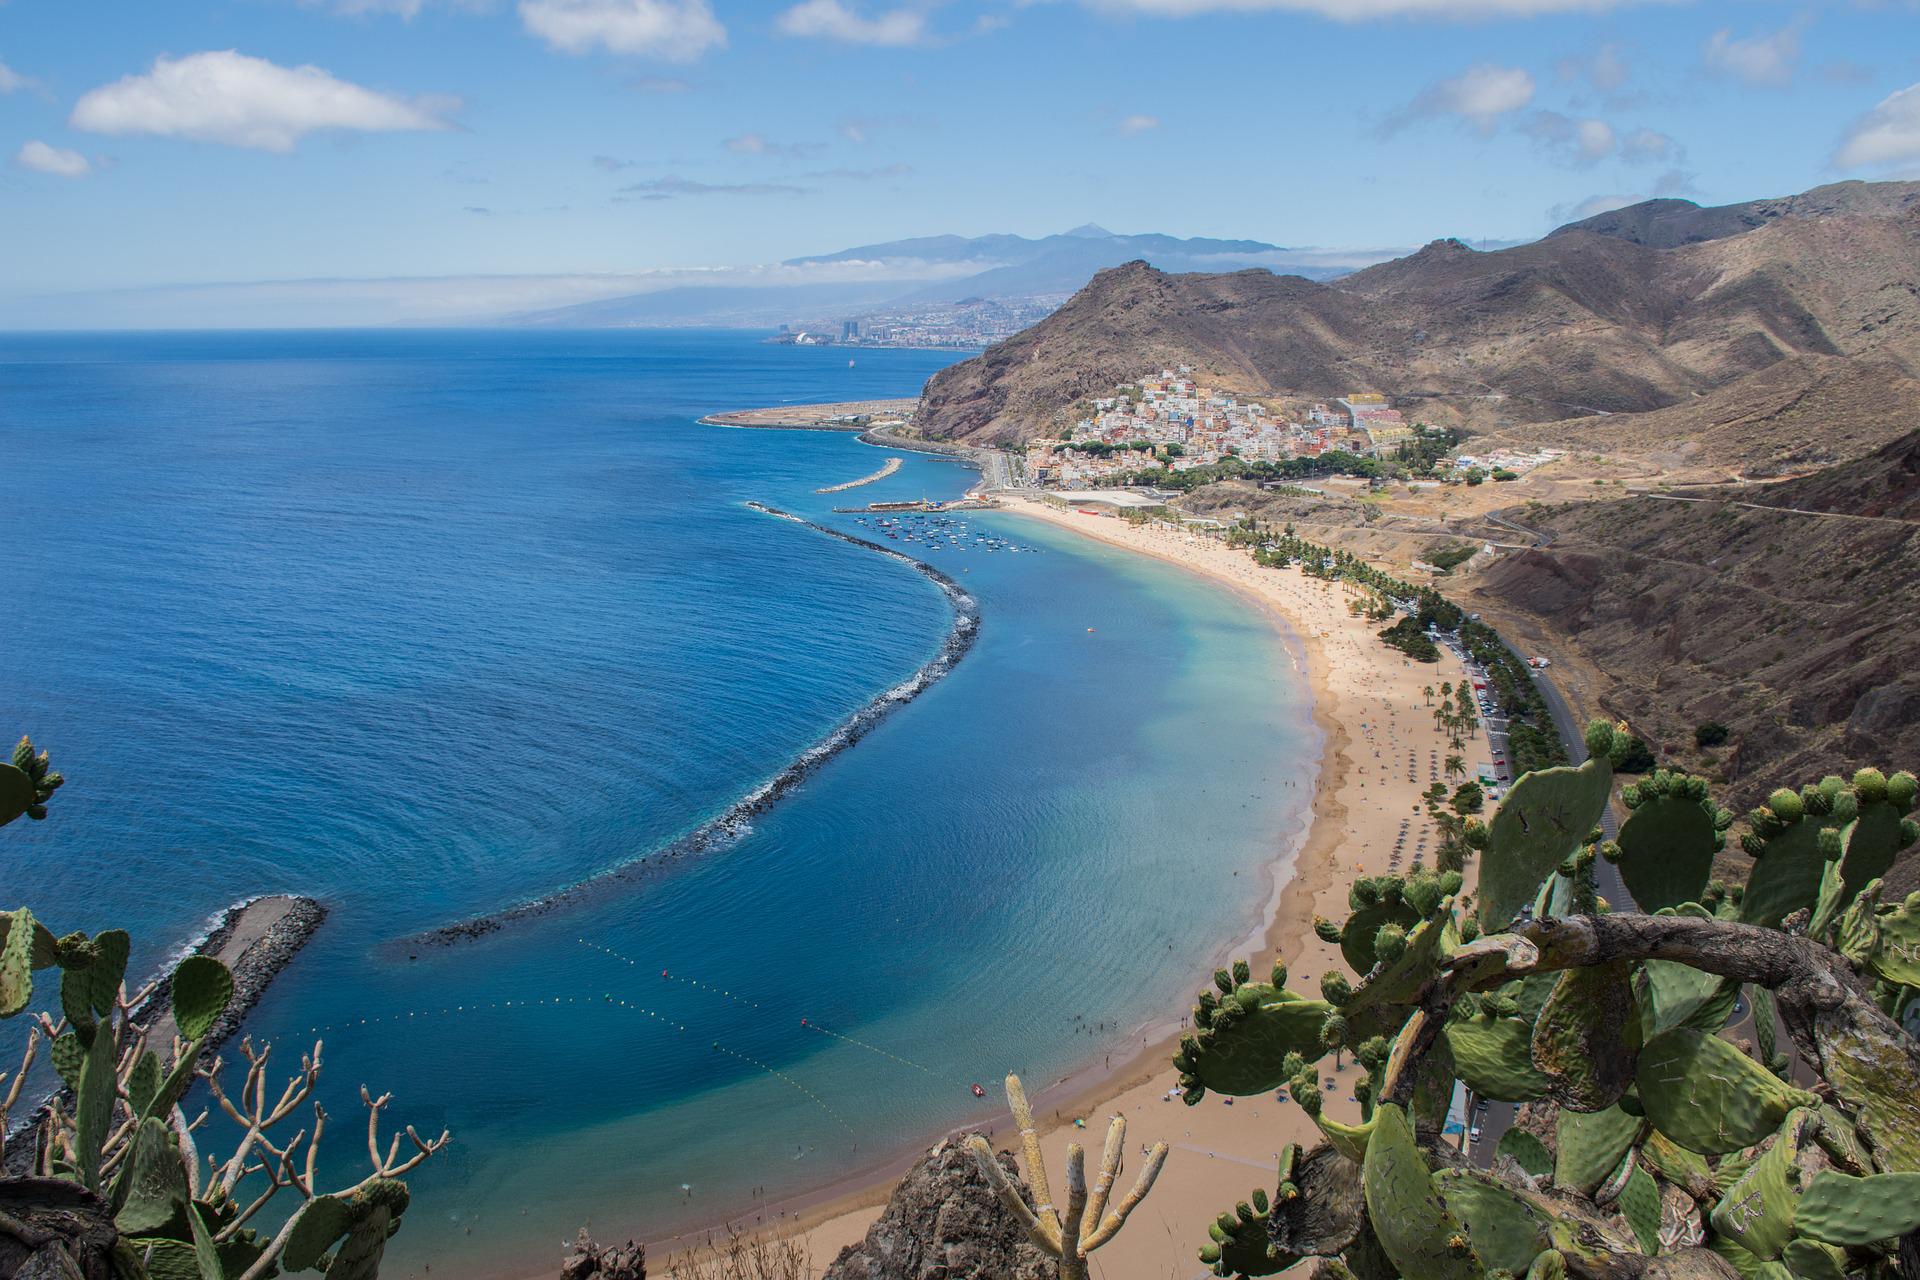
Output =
[
  {"x1": 1609, "y1": 770, "x2": 1728, "y2": 912},
  {"x1": 1635, "y1": 1028, "x2": 1817, "y2": 1156},
  {"x1": 1176, "y1": 958, "x2": 1330, "y2": 1101},
  {"x1": 1738, "y1": 782, "x2": 1841, "y2": 929},
  {"x1": 0, "y1": 736, "x2": 63, "y2": 827},
  {"x1": 1178, "y1": 751, "x2": 1920, "y2": 1280},
  {"x1": 1476, "y1": 723, "x2": 1617, "y2": 931}
]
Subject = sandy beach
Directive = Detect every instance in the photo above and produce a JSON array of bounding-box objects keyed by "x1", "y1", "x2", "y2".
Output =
[{"x1": 702, "y1": 496, "x2": 1490, "y2": 1277}]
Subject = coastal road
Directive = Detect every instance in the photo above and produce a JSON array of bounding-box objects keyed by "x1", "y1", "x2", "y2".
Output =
[{"x1": 1626, "y1": 489, "x2": 1920, "y2": 529}]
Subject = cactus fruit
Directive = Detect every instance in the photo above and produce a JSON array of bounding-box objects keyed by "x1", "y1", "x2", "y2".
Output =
[
  {"x1": 1177, "y1": 963, "x2": 1330, "y2": 1101},
  {"x1": 1361, "y1": 1104, "x2": 1481, "y2": 1280},
  {"x1": 1199, "y1": 1187, "x2": 1285, "y2": 1277},
  {"x1": 1445, "y1": 1017, "x2": 1552, "y2": 1103},
  {"x1": 1477, "y1": 746, "x2": 1615, "y2": 932},
  {"x1": 1635, "y1": 1030, "x2": 1817, "y2": 1156},
  {"x1": 1612, "y1": 771, "x2": 1728, "y2": 913},
  {"x1": 1530, "y1": 960, "x2": 1637, "y2": 1111},
  {"x1": 1555, "y1": 1105, "x2": 1642, "y2": 1198},
  {"x1": 1707, "y1": 1110, "x2": 1819, "y2": 1260},
  {"x1": 1788, "y1": 1170, "x2": 1920, "y2": 1245}
]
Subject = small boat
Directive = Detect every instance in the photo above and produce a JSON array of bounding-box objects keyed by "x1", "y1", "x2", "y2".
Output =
[{"x1": 971, "y1": 1083, "x2": 986, "y2": 1098}]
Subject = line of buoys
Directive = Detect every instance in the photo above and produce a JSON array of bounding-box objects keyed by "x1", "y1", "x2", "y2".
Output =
[
  {"x1": 300, "y1": 995, "x2": 593, "y2": 1039},
  {"x1": 707, "y1": 1040, "x2": 857, "y2": 1137},
  {"x1": 579, "y1": 939, "x2": 763, "y2": 1009},
  {"x1": 581, "y1": 940, "x2": 934, "y2": 1075},
  {"x1": 798, "y1": 1017, "x2": 935, "y2": 1074}
]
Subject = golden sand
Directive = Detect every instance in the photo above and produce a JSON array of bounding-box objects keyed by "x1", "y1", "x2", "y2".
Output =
[{"x1": 765, "y1": 498, "x2": 1492, "y2": 1277}]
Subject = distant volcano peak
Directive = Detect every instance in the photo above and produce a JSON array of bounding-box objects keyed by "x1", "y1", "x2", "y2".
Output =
[{"x1": 1063, "y1": 223, "x2": 1116, "y2": 239}]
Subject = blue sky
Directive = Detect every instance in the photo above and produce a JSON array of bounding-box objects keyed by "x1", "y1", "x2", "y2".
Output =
[{"x1": 3, "y1": 0, "x2": 1918, "y2": 324}]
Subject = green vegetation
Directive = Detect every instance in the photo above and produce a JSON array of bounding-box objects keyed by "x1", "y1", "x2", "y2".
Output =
[
  {"x1": 1425, "y1": 542, "x2": 1479, "y2": 574},
  {"x1": 1120, "y1": 451, "x2": 1383, "y2": 491},
  {"x1": 1492, "y1": 469, "x2": 1519, "y2": 482},
  {"x1": 1, "y1": 735, "x2": 445, "y2": 1279},
  {"x1": 1695, "y1": 721, "x2": 1731, "y2": 748},
  {"x1": 1379, "y1": 617, "x2": 1441, "y2": 662},
  {"x1": 1393, "y1": 424, "x2": 1462, "y2": 477},
  {"x1": 1178, "y1": 730, "x2": 1920, "y2": 1280}
]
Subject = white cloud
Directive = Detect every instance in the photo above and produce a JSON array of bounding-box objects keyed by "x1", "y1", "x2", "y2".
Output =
[
  {"x1": 1521, "y1": 110, "x2": 1615, "y2": 163},
  {"x1": 69, "y1": 51, "x2": 450, "y2": 152},
  {"x1": 1703, "y1": 21, "x2": 1804, "y2": 89},
  {"x1": 722, "y1": 132, "x2": 823, "y2": 157},
  {"x1": 0, "y1": 59, "x2": 36, "y2": 94},
  {"x1": 1396, "y1": 64, "x2": 1535, "y2": 134},
  {"x1": 15, "y1": 140, "x2": 92, "y2": 178},
  {"x1": 1557, "y1": 41, "x2": 1628, "y2": 92},
  {"x1": 1833, "y1": 81, "x2": 1920, "y2": 171},
  {"x1": 775, "y1": 0, "x2": 930, "y2": 46},
  {"x1": 1574, "y1": 117, "x2": 1614, "y2": 160},
  {"x1": 520, "y1": 0, "x2": 727, "y2": 60},
  {"x1": 619, "y1": 175, "x2": 811, "y2": 199},
  {"x1": 1116, "y1": 113, "x2": 1160, "y2": 135},
  {"x1": 1082, "y1": 0, "x2": 1657, "y2": 17},
  {"x1": 1620, "y1": 126, "x2": 1678, "y2": 164}
]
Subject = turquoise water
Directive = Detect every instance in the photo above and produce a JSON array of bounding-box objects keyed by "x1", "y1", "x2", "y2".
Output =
[{"x1": 0, "y1": 331, "x2": 1314, "y2": 1277}]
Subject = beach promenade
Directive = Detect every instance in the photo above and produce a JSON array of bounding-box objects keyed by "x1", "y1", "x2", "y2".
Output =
[{"x1": 781, "y1": 497, "x2": 1485, "y2": 1276}]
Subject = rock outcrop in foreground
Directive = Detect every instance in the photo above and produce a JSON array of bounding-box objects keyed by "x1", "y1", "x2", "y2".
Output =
[{"x1": 823, "y1": 1138, "x2": 1050, "y2": 1280}]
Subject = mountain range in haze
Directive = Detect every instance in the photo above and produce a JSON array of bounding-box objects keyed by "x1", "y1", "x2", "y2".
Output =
[{"x1": 510, "y1": 226, "x2": 1368, "y2": 329}]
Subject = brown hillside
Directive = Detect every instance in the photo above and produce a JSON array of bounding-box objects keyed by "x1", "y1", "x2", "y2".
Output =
[
  {"x1": 1545, "y1": 179, "x2": 1920, "y2": 248},
  {"x1": 1467, "y1": 439, "x2": 1920, "y2": 814},
  {"x1": 916, "y1": 196, "x2": 1920, "y2": 458}
]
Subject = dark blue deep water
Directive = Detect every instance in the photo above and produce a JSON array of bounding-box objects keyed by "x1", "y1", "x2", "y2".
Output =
[{"x1": 0, "y1": 330, "x2": 1313, "y2": 1277}]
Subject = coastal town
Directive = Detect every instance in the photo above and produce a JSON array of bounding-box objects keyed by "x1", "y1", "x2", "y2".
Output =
[{"x1": 1023, "y1": 369, "x2": 1561, "y2": 490}]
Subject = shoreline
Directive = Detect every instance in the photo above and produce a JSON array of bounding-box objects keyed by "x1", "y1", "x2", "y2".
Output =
[
  {"x1": 395, "y1": 502, "x2": 981, "y2": 953},
  {"x1": 632, "y1": 495, "x2": 1479, "y2": 1277}
]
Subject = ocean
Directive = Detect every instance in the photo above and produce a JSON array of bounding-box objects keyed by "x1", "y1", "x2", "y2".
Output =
[{"x1": 0, "y1": 329, "x2": 1315, "y2": 1277}]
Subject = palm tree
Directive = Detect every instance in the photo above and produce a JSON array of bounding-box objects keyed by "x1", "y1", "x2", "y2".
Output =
[
  {"x1": 1445, "y1": 753, "x2": 1465, "y2": 781},
  {"x1": 1441, "y1": 682, "x2": 1452, "y2": 699},
  {"x1": 1422, "y1": 685, "x2": 1434, "y2": 706}
]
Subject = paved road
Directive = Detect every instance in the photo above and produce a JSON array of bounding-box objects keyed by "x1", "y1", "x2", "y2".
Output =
[{"x1": 1628, "y1": 489, "x2": 1919, "y2": 529}]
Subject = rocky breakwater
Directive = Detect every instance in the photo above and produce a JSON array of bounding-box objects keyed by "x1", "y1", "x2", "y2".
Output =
[{"x1": 399, "y1": 502, "x2": 981, "y2": 950}]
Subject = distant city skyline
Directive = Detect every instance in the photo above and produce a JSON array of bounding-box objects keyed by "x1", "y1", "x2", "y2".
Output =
[{"x1": 4, "y1": 0, "x2": 1918, "y2": 326}]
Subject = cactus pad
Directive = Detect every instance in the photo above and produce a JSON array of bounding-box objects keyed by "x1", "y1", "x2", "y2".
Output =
[
  {"x1": 1737, "y1": 805, "x2": 1828, "y2": 929},
  {"x1": 1199, "y1": 1186, "x2": 1285, "y2": 1277},
  {"x1": 1495, "y1": 1129, "x2": 1553, "y2": 1181},
  {"x1": 1445, "y1": 1017, "x2": 1551, "y2": 1103},
  {"x1": 1431, "y1": 1168, "x2": 1550, "y2": 1274},
  {"x1": 1361, "y1": 1104, "x2": 1481, "y2": 1280},
  {"x1": 1707, "y1": 1110, "x2": 1817, "y2": 1260},
  {"x1": 1635, "y1": 1029, "x2": 1815, "y2": 1156},
  {"x1": 1555, "y1": 1104, "x2": 1641, "y2": 1197},
  {"x1": 1613, "y1": 772, "x2": 1725, "y2": 912},
  {"x1": 1177, "y1": 967, "x2": 1331, "y2": 1100},
  {"x1": 170, "y1": 954, "x2": 234, "y2": 1042},
  {"x1": 1530, "y1": 960, "x2": 1637, "y2": 1111},
  {"x1": 1478, "y1": 756, "x2": 1615, "y2": 932},
  {"x1": 1790, "y1": 1170, "x2": 1920, "y2": 1246},
  {"x1": 1617, "y1": 1164, "x2": 1661, "y2": 1255}
]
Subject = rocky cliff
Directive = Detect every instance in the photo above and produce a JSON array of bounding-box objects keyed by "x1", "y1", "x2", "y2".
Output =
[{"x1": 823, "y1": 1138, "x2": 1051, "y2": 1280}]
